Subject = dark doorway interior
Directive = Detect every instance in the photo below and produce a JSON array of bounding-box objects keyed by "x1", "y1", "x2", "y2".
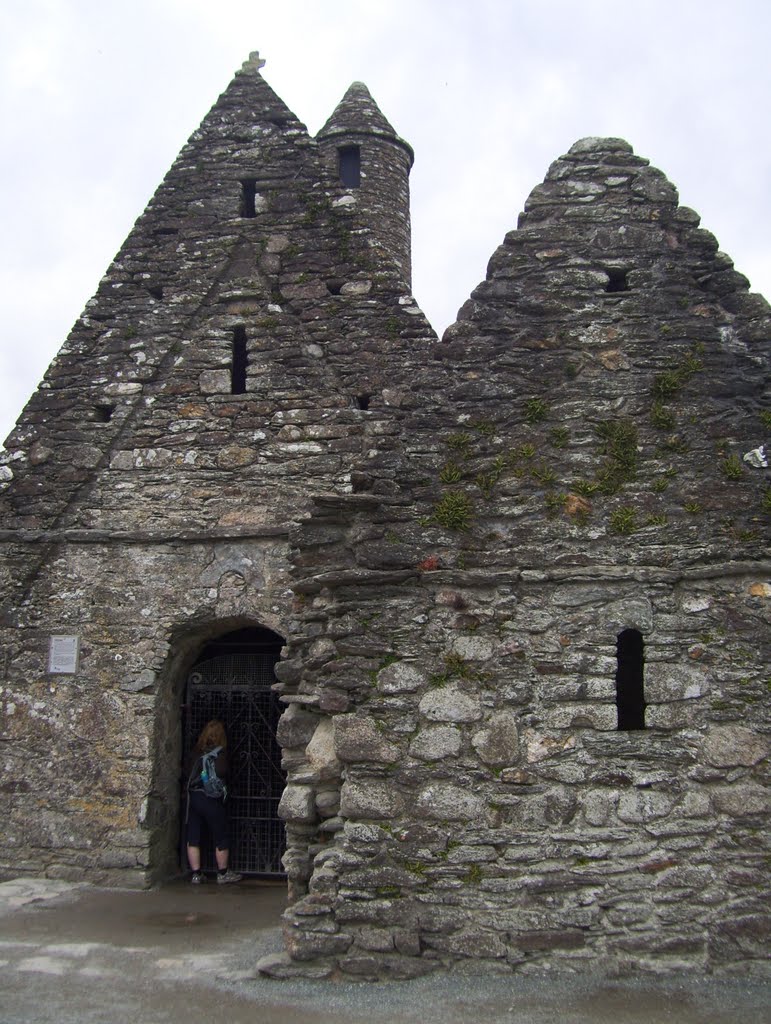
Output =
[
  {"x1": 182, "y1": 626, "x2": 286, "y2": 876},
  {"x1": 615, "y1": 628, "x2": 646, "y2": 730}
]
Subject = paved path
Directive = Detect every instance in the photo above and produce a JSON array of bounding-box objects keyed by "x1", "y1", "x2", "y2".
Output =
[{"x1": 0, "y1": 877, "x2": 769, "y2": 1024}]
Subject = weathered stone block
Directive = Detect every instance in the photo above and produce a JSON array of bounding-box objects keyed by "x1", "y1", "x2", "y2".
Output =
[
  {"x1": 355, "y1": 926, "x2": 395, "y2": 952},
  {"x1": 276, "y1": 704, "x2": 319, "y2": 748},
  {"x1": 645, "y1": 704, "x2": 696, "y2": 729},
  {"x1": 340, "y1": 280, "x2": 372, "y2": 295},
  {"x1": 678, "y1": 790, "x2": 711, "y2": 818},
  {"x1": 422, "y1": 929, "x2": 508, "y2": 958},
  {"x1": 617, "y1": 791, "x2": 674, "y2": 823},
  {"x1": 581, "y1": 789, "x2": 615, "y2": 826},
  {"x1": 645, "y1": 663, "x2": 709, "y2": 702},
  {"x1": 284, "y1": 927, "x2": 353, "y2": 961},
  {"x1": 306, "y1": 718, "x2": 341, "y2": 780},
  {"x1": 315, "y1": 789, "x2": 340, "y2": 816},
  {"x1": 702, "y1": 726, "x2": 769, "y2": 768},
  {"x1": 548, "y1": 703, "x2": 616, "y2": 731},
  {"x1": 333, "y1": 715, "x2": 399, "y2": 763},
  {"x1": 339, "y1": 953, "x2": 434, "y2": 979},
  {"x1": 414, "y1": 783, "x2": 485, "y2": 822},
  {"x1": 340, "y1": 779, "x2": 402, "y2": 820},
  {"x1": 524, "y1": 729, "x2": 578, "y2": 763},
  {"x1": 409, "y1": 724, "x2": 462, "y2": 761},
  {"x1": 451, "y1": 636, "x2": 495, "y2": 661},
  {"x1": 377, "y1": 661, "x2": 425, "y2": 693},
  {"x1": 710, "y1": 914, "x2": 771, "y2": 961},
  {"x1": 278, "y1": 784, "x2": 317, "y2": 824},
  {"x1": 216, "y1": 445, "x2": 256, "y2": 468},
  {"x1": 198, "y1": 369, "x2": 230, "y2": 394},
  {"x1": 513, "y1": 929, "x2": 586, "y2": 951},
  {"x1": 472, "y1": 711, "x2": 520, "y2": 767},
  {"x1": 393, "y1": 928, "x2": 422, "y2": 957},
  {"x1": 712, "y1": 783, "x2": 771, "y2": 818},
  {"x1": 419, "y1": 685, "x2": 481, "y2": 723},
  {"x1": 602, "y1": 597, "x2": 654, "y2": 633},
  {"x1": 446, "y1": 844, "x2": 497, "y2": 864}
]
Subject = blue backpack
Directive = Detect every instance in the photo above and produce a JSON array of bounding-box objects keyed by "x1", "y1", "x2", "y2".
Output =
[{"x1": 196, "y1": 746, "x2": 227, "y2": 799}]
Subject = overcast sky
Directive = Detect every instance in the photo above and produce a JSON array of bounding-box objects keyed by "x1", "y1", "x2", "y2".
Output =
[{"x1": 1, "y1": 0, "x2": 769, "y2": 447}]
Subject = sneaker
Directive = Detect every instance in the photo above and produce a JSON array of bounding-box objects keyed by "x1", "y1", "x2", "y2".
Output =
[
  {"x1": 190, "y1": 872, "x2": 206, "y2": 885},
  {"x1": 216, "y1": 870, "x2": 242, "y2": 885}
]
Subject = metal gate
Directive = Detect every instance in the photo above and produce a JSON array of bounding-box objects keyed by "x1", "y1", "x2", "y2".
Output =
[{"x1": 184, "y1": 652, "x2": 286, "y2": 876}]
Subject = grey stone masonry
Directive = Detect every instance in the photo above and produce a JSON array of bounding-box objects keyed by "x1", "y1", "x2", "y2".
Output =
[
  {"x1": 0, "y1": 54, "x2": 434, "y2": 888},
  {"x1": 269, "y1": 138, "x2": 770, "y2": 978},
  {"x1": 0, "y1": 61, "x2": 768, "y2": 979}
]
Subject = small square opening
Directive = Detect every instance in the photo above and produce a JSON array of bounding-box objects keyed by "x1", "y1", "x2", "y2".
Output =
[{"x1": 605, "y1": 268, "x2": 630, "y2": 293}]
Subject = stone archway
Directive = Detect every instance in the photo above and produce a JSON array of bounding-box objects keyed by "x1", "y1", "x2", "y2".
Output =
[{"x1": 181, "y1": 626, "x2": 286, "y2": 876}]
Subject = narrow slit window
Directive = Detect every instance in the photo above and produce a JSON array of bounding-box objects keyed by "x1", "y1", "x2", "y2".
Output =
[
  {"x1": 338, "y1": 146, "x2": 361, "y2": 188},
  {"x1": 355, "y1": 393, "x2": 372, "y2": 410},
  {"x1": 241, "y1": 179, "x2": 257, "y2": 218},
  {"x1": 615, "y1": 628, "x2": 645, "y2": 730},
  {"x1": 231, "y1": 326, "x2": 248, "y2": 394},
  {"x1": 605, "y1": 268, "x2": 630, "y2": 293}
]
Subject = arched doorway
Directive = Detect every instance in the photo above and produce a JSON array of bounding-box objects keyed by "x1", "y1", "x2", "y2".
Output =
[{"x1": 182, "y1": 626, "x2": 286, "y2": 876}]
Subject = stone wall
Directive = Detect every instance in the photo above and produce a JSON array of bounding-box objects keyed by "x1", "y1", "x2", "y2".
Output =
[
  {"x1": 0, "y1": 61, "x2": 768, "y2": 976},
  {"x1": 0, "y1": 54, "x2": 435, "y2": 884},
  {"x1": 265, "y1": 139, "x2": 770, "y2": 976},
  {"x1": 270, "y1": 502, "x2": 769, "y2": 976}
]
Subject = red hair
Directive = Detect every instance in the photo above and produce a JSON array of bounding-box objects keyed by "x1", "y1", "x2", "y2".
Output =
[{"x1": 194, "y1": 719, "x2": 227, "y2": 754}]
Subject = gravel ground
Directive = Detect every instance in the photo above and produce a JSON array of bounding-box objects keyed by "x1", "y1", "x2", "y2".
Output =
[{"x1": 1, "y1": 878, "x2": 768, "y2": 1024}]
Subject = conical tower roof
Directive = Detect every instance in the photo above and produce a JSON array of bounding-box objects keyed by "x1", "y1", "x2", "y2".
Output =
[{"x1": 317, "y1": 82, "x2": 413, "y2": 164}]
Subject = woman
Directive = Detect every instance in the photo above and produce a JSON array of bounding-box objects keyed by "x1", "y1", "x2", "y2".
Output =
[{"x1": 185, "y1": 719, "x2": 242, "y2": 884}]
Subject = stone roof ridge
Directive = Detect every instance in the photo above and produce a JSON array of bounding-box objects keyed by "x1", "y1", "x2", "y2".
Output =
[
  {"x1": 545, "y1": 136, "x2": 653, "y2": 176},
  {"x1": 530, "y1": 136, "x2": 679, "y2": 213},
  {"x1": 316, "y1": 82, "x2": 413, "y2": 160},
  {"x1": 447, "y1": 132, "x2": 770, "y2": 338},
  {"x1": 567, "y1": 137, "x2": 635, "y2": 156},
  {"x1": 220, "y1": 50, "x2": 307, "y2": 132}
]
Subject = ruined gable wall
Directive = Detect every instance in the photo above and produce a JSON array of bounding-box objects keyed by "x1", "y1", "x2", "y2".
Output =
[
  {"x1": 0, "y1": 61, "x2": 437, "y2": 884},
  {"x1": 267, "y1": 139, "x2": 770, "y2": 978}
]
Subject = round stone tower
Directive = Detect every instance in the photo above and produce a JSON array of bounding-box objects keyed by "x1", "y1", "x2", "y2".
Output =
[{"x1": 316, "y1": 82, "x2": 414, "y2": 288}]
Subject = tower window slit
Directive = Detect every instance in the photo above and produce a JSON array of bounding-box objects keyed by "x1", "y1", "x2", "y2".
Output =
[
  {"x1": 338, "y1": 146, "x2": 361, "y2": 188},
  {"x1": 231, "y1": 326, "x2": 248, "y2": 394},
  {"x1": 615, "y1": 628, "x2": 645, "y2": 730},
  {"x1": 241, "y1": 179, "x2": 257, "y2": 218}
]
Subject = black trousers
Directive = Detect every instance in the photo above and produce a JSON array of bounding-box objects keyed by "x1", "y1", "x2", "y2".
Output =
[{"x1": 186, "y1": 789, "x2": 229, "y2": 850}]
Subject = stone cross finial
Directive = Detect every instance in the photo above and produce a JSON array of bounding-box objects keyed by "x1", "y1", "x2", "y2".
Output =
[{"x1": 248, "y1": 51, "x2": 266, "y2": 70}]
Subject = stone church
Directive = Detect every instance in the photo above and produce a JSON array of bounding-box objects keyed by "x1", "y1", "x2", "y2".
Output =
[{"x1": 1, "y1": 52, "x2": 769, "y2": 978}]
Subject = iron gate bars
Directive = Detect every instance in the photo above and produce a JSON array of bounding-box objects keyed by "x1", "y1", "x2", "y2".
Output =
[{"x1": 184, "y1": 653, "x2": 286, "y2": 876}]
